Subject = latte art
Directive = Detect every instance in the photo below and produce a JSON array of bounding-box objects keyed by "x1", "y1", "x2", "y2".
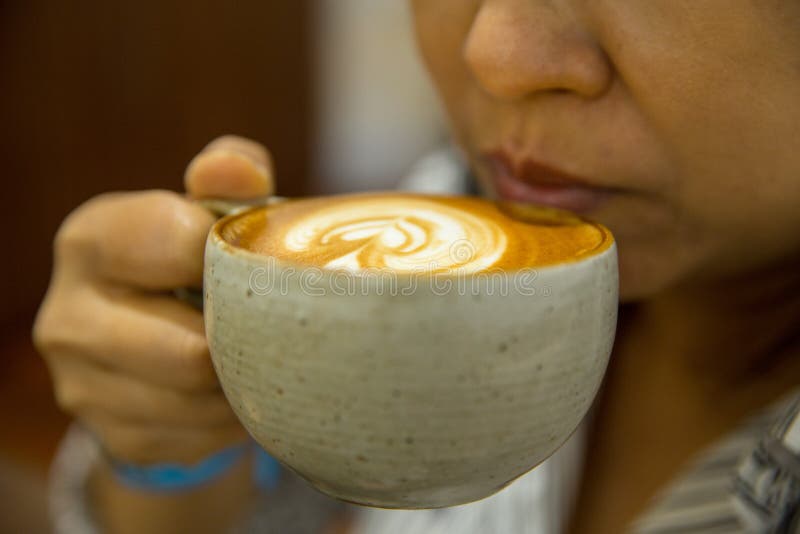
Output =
[
  {"x1": 283, "y1": 201, "x2": 507, "y2": 273},
  {"x1": 220, "y1": 193, "x2": 613, "y2": 273}
]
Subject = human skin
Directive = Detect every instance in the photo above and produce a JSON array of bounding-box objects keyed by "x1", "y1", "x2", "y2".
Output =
[
  {"x1": 33, "y1": 137, "x2": 276, "y2": 534},
  {"x1": 411, "y1": 0, "x2": 800, "y2": 300},
  {"x1": 34, "y1": 1, "x2": 800, "y2": 533},
  {"x1": 409, "y1": 1, "x2": 800, "y2": 531},
  {"x1": 34, "y1": 137, "x2": 353, "y2": 533}
]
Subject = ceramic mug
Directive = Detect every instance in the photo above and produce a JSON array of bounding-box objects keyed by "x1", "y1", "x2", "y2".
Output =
[{"x1": 201, "y1": 194, "x2": 618, "y2": 509}]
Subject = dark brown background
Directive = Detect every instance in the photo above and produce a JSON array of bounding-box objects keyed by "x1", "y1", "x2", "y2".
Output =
[{"x1": 0, "y1": 2, "x2": 313, "y2": 530}]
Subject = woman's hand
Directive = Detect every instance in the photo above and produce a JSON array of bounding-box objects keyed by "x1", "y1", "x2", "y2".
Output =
[{"x1": 33, "y1": 135, "x2": 274, "y2": 466}]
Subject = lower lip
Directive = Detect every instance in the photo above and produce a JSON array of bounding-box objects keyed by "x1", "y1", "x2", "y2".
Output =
[{"x1": 489, "y1": 167, "x2": 611, "y2": 214}]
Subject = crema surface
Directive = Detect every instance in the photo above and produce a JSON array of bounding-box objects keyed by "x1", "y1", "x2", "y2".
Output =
[{"x1": 219, "y1": 193, "x2": 613, "y2": 273}]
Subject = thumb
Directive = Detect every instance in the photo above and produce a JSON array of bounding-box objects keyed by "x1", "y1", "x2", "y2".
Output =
[{"x1": 184, "y1": 135, "x2": 275, "y2": 199}]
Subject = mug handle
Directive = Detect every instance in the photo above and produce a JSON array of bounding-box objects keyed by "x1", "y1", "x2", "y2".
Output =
[{"x1": 174, "y1": 195, "x2": 287, "y2": 310}]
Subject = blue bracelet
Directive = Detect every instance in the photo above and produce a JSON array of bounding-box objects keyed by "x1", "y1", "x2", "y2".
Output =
[
  {"x1": 253, "y1": 445, "x2": 282, "y2": 490},
  {"x1": 111, "y1": 441, "x2": 281, "y2": 492}
]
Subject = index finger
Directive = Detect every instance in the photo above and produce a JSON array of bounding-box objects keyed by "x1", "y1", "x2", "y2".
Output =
[{"x1": 57, "y1": 190, "x2": 214, "y2": 290}]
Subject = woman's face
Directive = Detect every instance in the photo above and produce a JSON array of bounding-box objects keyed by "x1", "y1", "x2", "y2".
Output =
[{"x1": 411, "y1": 0, "x2": 800, "y2": 300}]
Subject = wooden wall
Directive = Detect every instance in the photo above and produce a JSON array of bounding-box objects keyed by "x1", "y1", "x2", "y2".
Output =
[
  {"x1": 0, "y1": 0, "x2": 314, "y2": 330},
  {"x1": 0, "y1": 3, "x2": 313, "y2": 530}
]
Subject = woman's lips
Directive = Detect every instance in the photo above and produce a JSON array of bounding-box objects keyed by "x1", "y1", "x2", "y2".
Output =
[{"x1": 484, "y1": 152, "x2": 613, "y2": 214}]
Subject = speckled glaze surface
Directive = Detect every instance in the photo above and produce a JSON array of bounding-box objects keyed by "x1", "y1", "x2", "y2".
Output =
[{"x1": 204, "y1": 218, "x2": 618, "y2": 509}]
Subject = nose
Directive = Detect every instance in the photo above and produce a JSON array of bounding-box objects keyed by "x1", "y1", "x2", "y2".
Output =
[{"x1": 464, "y1": 0, "x2": 612, "y2": 100}]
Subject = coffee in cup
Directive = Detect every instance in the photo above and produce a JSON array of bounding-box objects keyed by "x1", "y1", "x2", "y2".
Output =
[{"x1": 219, "y1": 193, "x2": 610, "y2": 273}]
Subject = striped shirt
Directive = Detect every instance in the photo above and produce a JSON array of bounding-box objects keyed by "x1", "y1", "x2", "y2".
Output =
[{"x1": 633, "y1": 393, "x2": 800, "y2": 533}]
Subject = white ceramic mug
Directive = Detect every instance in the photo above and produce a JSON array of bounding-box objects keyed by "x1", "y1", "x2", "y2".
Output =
[{"x1": 203, "y1": 195, "x2": 618, "y2": 509}]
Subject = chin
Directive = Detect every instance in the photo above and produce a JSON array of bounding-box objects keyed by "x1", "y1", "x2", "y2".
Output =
[{"x1": 616, "y1": 247, "x2": 690, "y2": 303}]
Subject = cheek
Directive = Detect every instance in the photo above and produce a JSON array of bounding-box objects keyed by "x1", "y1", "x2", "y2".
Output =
[
  {"x1": 411, "y1": 1, "x2": 476, "y2": 71},
  {"x1": 410, "y1": 0, "x2": 480, "y2": 122},
  {"x1": 596, "y1": 3, "x2": 800, "y2": 285}
]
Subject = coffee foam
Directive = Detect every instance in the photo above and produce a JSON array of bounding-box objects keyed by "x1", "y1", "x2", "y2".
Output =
[{"x1": 219, "y1": 193, "x2": 613, "y2": 273}]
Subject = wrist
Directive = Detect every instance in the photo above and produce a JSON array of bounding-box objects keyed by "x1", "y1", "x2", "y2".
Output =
[
  {"x1": 47, "y1": 423, "x2": 283, "y2": 534},
  {"x1": 107, "y1": 442, "x2": 252, "y2": 493},
  {"x1": 90, "y1": 448, "x2": 257, "y2": 534}
]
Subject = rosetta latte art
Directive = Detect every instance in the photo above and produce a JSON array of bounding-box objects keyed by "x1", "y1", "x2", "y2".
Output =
[
  {"x1": 220, "y1": 193, "x2": 614, "y2": 272},
  {"x1": 282, "y1": 199, "x2": 508, "y2": 273}
]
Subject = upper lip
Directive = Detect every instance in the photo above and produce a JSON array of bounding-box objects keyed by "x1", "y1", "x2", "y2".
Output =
[{"x1": 484, "y1": 150, "x2": 601, "y2": 190}]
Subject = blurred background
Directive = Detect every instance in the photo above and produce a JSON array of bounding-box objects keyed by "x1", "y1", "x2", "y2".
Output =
[{"x1": 0, "y1": 1, "x2": 445, "y2": 531}]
